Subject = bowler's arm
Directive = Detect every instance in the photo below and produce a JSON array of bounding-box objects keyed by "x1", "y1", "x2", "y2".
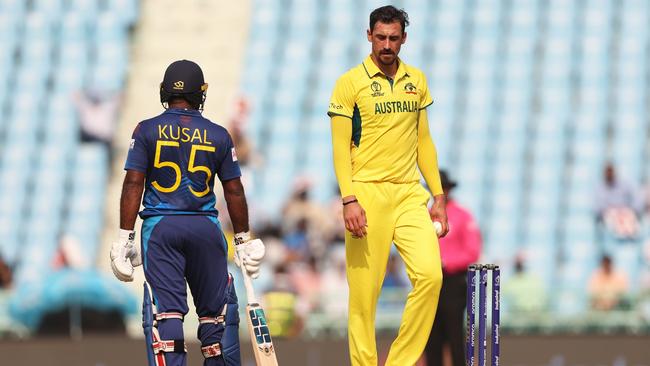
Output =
[
  {"x1": 416, "y1": 110, "x2": 449, "y2": 237},
  {"x1": 331, "y1": 115, "x2": 367, "y2": 238}
]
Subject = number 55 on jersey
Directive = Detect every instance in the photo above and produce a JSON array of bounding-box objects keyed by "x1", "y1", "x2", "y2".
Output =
[{"x1": 125, "y1": 111, "x2": 241, "y2": 219}]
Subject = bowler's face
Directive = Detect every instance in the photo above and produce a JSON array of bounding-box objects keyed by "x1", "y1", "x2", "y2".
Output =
[{"x1": 367, "y1": 21, "x2": 406, "y2": 66}]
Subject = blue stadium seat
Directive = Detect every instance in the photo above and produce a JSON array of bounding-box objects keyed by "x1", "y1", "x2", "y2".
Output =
[
  {"x1": 522, "y1": 213, "x2": 559, "y2": 247},
  {"x1": 399, "y1": 39, "x2": 425, "y2": 69},
  {"x1": 547, "y1": 0, "x2": 576, "y2": 33},
  {"x1": 287, "y1": 0, "x2": 317, "y2": 38},
  {"x1": 611, "y1": 244, "x2": 641, "y2": 290},
  {"x1": 95, "y1": 40, "x2": 128, "y2": 67},
  {"x1": 32, "y1": 0, "x2": 64, "y2": 19},
  {"x1": 0, "y1": 13, "x2": 18, "y2": 49},
  {"x1": 15, "y1": 60, "x2": 50, "y2": 92},
  {"x1": 23, "y1": 12, "x2": 54, "y2": 41},
  {"x1": 107, "y1": 0, "x2": 139, "y2": 26},
  {"x1": 67, "y1": 0, "x2": 98, "y2": 18},
  {"x1": 4, "y1": 114, "x2": 39, "y2": 146},
  {"x1": 89, "y1": 64, "x2": 126, "y2": 91},
  {"x1": 54, "y1": 64, "x2": 88, "y2": 93},
  {"x1": 249, "y1": 2, "x2": 280, "y2": 44},
  {"x1": 94, "y1": 12, "x2": 127, "y2": 42},
  {"x1": 555, "y1": 285, "x2": 588, "y2": 315},
  {"x1": 0, "y1": 0, "x2": 26, "y2": 16}
]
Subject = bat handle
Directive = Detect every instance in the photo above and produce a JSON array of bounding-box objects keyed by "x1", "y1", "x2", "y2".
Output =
[{"x1": 240, "y1": 265, "x2": 258, "y2": 304}]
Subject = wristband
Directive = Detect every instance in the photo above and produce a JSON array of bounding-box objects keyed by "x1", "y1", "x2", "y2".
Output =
[
  {"x1": 119, "y1": 229, "x2": 136, "y2": 242},
  {"x1": 342, "y1": 199, "x2": 358, "y2": 206},
  {"x1": 234, "y1": 231, "x2": 251, "y2": 246}
]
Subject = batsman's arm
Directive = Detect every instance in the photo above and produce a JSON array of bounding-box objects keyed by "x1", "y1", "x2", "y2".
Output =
[
  {"x1": 222, "y1": 177, "x2": 250, "y2": 234},
  {"x1": 120, "y1": 170, "x2": 145, "y2": 231}
]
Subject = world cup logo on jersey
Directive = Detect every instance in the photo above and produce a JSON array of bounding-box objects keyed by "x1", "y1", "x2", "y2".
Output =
[{"x1": 370, "y1": 81, "x2": 384, "y2": 97}]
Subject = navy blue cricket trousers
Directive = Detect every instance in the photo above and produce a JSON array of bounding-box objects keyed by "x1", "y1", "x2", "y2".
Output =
[{"x1": 142, "y1": 215, "x2": 230, "y2": 366}]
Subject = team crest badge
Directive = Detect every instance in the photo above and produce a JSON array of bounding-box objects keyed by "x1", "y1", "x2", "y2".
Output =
[
  {"x1": 173, "y1": 81, "x2": 185, "y2": 90},
  {"x1": 404, "y1": 82, "x2": 417, "y2": 95}
]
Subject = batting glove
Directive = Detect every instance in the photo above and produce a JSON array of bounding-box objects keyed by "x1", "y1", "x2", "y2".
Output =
[
  {"x1": 233, "y1": 232, "x2": 265, "y2": 279},
  {"x1": 110, "y1": 229, "x2": 141, "y2": 282}
]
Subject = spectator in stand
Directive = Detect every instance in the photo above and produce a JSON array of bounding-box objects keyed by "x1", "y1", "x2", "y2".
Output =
[
  {"x1": 226, "y1": 96, "x2": 253, "y2": 167},
  {"x1": 283, "y1": 218, "x2": 311, "y2": 263},
  {"x1": 0, "y1": 257, "x2": 10, "y2": 290},
  {"x1": 425, "y1": 170, "x2": 481, "y2": 366},
  {"x1": 51, "y1": 235, "x2": 88, "y2": 271},
  {"x1": 0, "y1": 255, "x2": 14, "y2": 335},
  {"x1": 281, "y1": 177, "x2": 331, "y2": 257},
  {"x1": 594, "y1": 163, "x2": 643, "y2": 240},
  {"x1": 501, "y1": 256, "x2": 547, "y2": 313},
  {"x1": 321, "y1": 246, "x2": 348, "y2": 319},
  {"x1": 327, "y1": 185, "x2": 347, "y2": 245},
  {"x1": 72, "y1": 89, "x2": 121, "y2": 148},
  {"x1": 642, "y1": 180, "x2": 650, "y2": 219},
  {"x1": 289, "y1": 255, "x2": 322, "y2": 315},
  {"x1": 588, "y1": 254, "x2": 629, "y2": 311}
]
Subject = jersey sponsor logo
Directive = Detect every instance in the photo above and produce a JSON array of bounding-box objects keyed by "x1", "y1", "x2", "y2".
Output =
[
  {"x1": 129, "y1": 138, "x2": 135, "y2": 150},
  {"x1": 231, "y1": 147, "x2": 238, "y2": 162},
  {"x1": 329, "y1": 102, "x2": 343, "y2": 111},
  {"x1": 404, "y1": 82, "x2": 417, "y2": 95},
  {"x1": 158, "y1": 125, "x2": 213, "y2": 145},
  {"x1": 370, "y1": 81, "x2": 384, "y2": 97},
  {"x1": 374, "y1": 100, "x2": 419, "y2": 114},
  {"x1": 173, "y1": 81, "x2": 185, "y2": 90}
]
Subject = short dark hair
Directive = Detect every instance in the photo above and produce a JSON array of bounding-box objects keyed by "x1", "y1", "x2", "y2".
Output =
[{"x1": 369, "y1": 5, "x2": 409, "y2": 33}]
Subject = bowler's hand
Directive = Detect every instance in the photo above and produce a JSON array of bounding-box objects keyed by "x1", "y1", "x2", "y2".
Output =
[
  {"x1": 343, "y1": 199, "x2": 367, "y2": 239},
  {"x1": 429, "y1": 196, "x2": 449, "y2": 238}
]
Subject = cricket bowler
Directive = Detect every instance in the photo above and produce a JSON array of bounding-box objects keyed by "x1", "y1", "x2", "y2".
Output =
[{"x1": 328, "y1": 6, "x2": 449, "y2": 366}]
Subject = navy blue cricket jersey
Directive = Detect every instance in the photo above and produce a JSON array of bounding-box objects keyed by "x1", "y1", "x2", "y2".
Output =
[{"x1": 125, "y1": 108, "x2": 241, "y2": 218}]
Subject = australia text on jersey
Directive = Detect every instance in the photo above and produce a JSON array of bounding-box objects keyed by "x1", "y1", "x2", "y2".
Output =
[
  {"x1": 158, "y1": 125, "x2": 213, "y2": 145},
  {"x1": 374, "y1": 100, "x2": 419, "y2": 114}
]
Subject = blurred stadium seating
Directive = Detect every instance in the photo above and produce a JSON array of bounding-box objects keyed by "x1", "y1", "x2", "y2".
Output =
[
  {"x1": 0, "y1": 0, "x2": 138, "y2": 334},
  {"x1": 0, "y1": 0, "x2": 649, "y2": 341}
]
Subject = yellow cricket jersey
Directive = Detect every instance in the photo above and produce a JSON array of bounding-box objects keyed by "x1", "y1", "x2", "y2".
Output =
[{"x1": 328, "y1": 55, "x2": 433, "y2": 184}]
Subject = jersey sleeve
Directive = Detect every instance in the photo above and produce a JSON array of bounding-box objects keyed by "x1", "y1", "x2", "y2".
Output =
[
  {"x1": 327, "y1": 74, "x2": 355, "y2": 118},
  {"x1": 217, "y1": 132, "x2": 242, "y2": 181},
  {"x1": 419, "y1": 72, "x2": 433, "y2": 110},
  {"x1": 124, "y1": 122, "x2": 148, "y2": 172}
]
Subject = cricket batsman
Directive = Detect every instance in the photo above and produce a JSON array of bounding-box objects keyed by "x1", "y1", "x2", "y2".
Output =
[
  {"x1": 328, "y1": 6, "x2": 448, "y2": 366},
  {"x1": 110, "y1": 60, "x2": 265, "y2": 366}
]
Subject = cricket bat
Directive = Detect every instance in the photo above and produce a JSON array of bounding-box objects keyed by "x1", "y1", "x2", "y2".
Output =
[{"x1": 241, "y1": 266, "x2": 279, "y2": 366}]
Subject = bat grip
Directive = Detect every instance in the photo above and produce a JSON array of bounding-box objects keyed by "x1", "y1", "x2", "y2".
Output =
[{"x1": 241, "y1": 265, "x2": 258, "y2": 303}]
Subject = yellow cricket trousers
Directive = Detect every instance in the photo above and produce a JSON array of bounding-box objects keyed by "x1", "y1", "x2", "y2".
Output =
[{"x1": 346, "y1": 181, "x2": 442, "y2": 366}]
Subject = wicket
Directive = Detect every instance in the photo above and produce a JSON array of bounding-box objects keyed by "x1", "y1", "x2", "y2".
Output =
[{"x1": 466, "y1": 264, "x2": 500, "y2": 366}]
